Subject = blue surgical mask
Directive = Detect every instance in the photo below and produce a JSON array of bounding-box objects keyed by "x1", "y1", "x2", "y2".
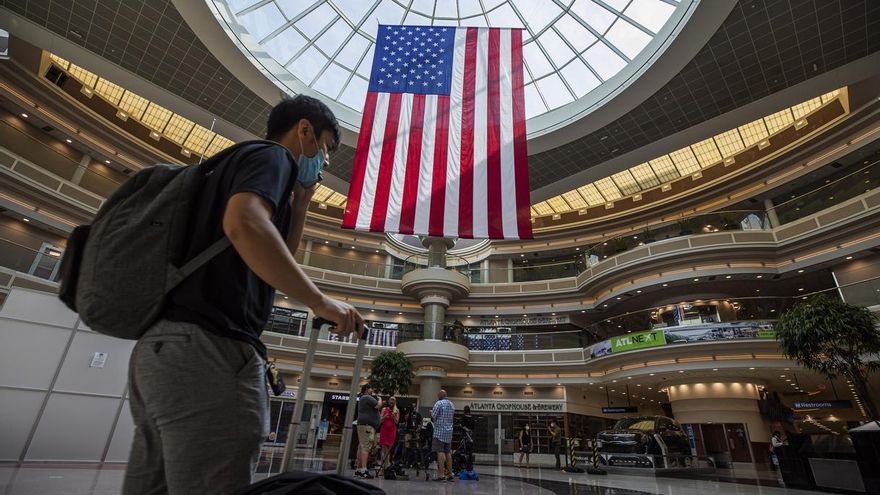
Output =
[{"x1": 296, "y1": 126, "x2": 326, "y2": 188}]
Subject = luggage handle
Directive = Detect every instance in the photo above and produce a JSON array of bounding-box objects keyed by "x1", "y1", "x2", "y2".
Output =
[{"x1": 312, "y1": 317, "x2": 368, "y2": 340}]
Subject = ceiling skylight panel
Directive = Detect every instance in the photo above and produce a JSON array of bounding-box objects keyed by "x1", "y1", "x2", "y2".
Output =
[
  {"x1": 332, "y1": 1, "x2": 375, "y2": 24},
  {"x1": 434, "y1": 1, "x2": 459, "y2": 19},
  {"x1": 296, "y1": 3, "x2": 338, "y2": 39},
  {"x1": 560, "y1": 59, "x2": 601, "y2": 97},
  {"x1": 460, "y1": 16, "x2": 490, "y2": 27},
  {"x1": 539, "y1": 28, "x2": 577, "y2": 67},
  {"x1": 94, "y1": 79, "x2": 125, "y2": 105},
  {"x1": 546, "y1": 196, "x2": 571, "y2": 212},
  {"x1": 334, "y1": 33, "x2": 370, "y2": 69},
  {"x1": 791, "y1": 97, "x2": 822, "y2": 119},
  {"x1": 820, "y1": 89, "x2": 840, "y2": 103},
  {"x1": 583, "y1": 42, "x2": 627, "y2": 79},
  {"x1": 570, "y1": 0, "x2": 618, "y2": 33},
  {"x1": 554, "y1": 14, "x2": 598, "y2": 52},
  {"x1": 577, "y1": 183, "x2": 606, "y2": 205},
  {"x1": 312, "y1": 186, "x2": 334, "y2": 202},
  {"x1": 763, "y1": 108, "x2": 794, "y2": 134},
  {"x1": 515, "y1": 0, "x2": 563, "y2": 36},
  {"x1": 68, "y1": 64, "x2": 98, "y2": 88},
  {"x1": 668, "y1": 147, "x2": 700, "y2": 175},
  {"x1": 536, "y1": 73, "x2": 575, "y2": 109},
  {"x1": 339, "y1": 76, "x2": 368, "y2": 109},
  {"x1": 204, "y1": 135, "x2": 235, "y2": 157},
  {"x1": 623, "y1": 0, "x2": 676, "y2": 33},
  {"x1": 118, "y1": 91, "x2": 149, "y2": 120},
  {"x1": 611, "y1": 170, "x2": 640, "y2": 195},
  {"x1": 458, "y1": 2, "x2": 485, "y2": 18},
  {"x1": 605, "y1": 18, "x2": 651, "y2": 59},
  {"x1": 163, "y1": 114, "x2": 196, "y2": 146},
  {"x1": 713, "y1": 129, "x2": 744, "y2": 157},
  {"x1": 326, "y1": 191, "x2": 347, "y2": 207},
  {"x1": 183, "y1": 125, "x2": 216, "y2": 155},
  {"x1": 312, "y1": 63, "x2": 351, "y2": 98},
  {"x1": 629, "y1": 162, "x2": 660, "y2": 188},
  {"x1": 140, "y1": 103, "x2": 173, "y2": 133},
  {"x1": 263, "y1": 29, "x2": 304, "y2": 65},
  {"x1": 532, "y1": 201, "x2": 555, "y2": 216},
  {"x1": 486, "y1": 2, "x2": 525, "y2": 29},
  {"x1": 600, "y1": 0, "x2": 634, "y2": 12},
  {"x1": 289, "y1": 46, "x2": 328, "y2": 84},
  {"x1": 239, "y1": 2, "x2": 285, "y2": 41},
  {"x1": 49, "y1": 53, "x2": 70, "y2": 69},
  {"x1": 315, "y1": 18, "x2": 353, "y2": 56},
  {"x1": 594, "y1": 177, "x2": 623, "y2": 200},
  {"x1": 523, "y1": 42, "x2": 555, "y2": 78},
  {"x1": 738, "y1": 119, "x2": 769, "y2": 147},
  {"x1": 524, "y1": 83, "x2": 548, "y2": 119},
  {"x1": 562, "y1": 190, "x2": 588, "y2": 209},
  {"x1": 649, "y1": 156, "x2": 679, "y2": 182},
  {"x1": 690, "y1": 138, "x2": 722, "y2": 167}
]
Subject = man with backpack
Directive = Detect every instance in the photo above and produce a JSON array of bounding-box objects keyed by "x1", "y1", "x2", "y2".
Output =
[{"x1": 118, "y1": 95, "x2": 365, "y2": 494}]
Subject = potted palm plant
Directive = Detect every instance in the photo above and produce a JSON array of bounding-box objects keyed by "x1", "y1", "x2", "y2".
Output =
[
  {"x1": 774, "y1": 295, "x2": 879, "y2": 419},
  {"x1": 611, "y1": 237, "x2": 629, "y2": 253},
  {"x1": 642, "y1": 227, "x2": 657, "y2": 244},
  {"x1": 367, "y1": 351, "x2": 414, "y2": 396}
]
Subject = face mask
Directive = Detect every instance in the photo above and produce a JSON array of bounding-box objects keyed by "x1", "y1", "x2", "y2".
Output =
[{"x1": 296, "y1": 124, "x2": 326, "y2": 188}]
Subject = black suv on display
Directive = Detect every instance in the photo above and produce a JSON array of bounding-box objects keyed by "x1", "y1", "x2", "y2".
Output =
[{"x1": 597, "y1": 416, "x2": 691, "y2": 467}]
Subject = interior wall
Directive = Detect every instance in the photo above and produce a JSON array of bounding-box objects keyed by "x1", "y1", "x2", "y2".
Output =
[
  {"x1": 488, "y1": 258, "x2": 508, "y2": 283},
  {"x1": 834, "y1": 254, "x2": 880, "y2": 306},
  {"x1": 307, "y1": 244, "x2": 387, "y2": 277},
  {"x1": 0, "y1": 288, "x2": 135, "y2": 462}
]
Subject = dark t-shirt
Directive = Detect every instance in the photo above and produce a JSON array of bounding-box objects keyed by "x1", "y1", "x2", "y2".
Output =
[
  {"x1": 165, "y1": 143, "x2": 296, "y2": 358},
  {"x1": 358, "y1": 395, "x2": 380, "y2": 429}
]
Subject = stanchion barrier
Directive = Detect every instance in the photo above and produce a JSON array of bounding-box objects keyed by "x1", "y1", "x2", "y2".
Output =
[
  {"x1": 563, "y1": 437, "x2": 584, "y2": 473},
  {"x1": 587, "y1": 438, "x2": 608, "y2": 475}
]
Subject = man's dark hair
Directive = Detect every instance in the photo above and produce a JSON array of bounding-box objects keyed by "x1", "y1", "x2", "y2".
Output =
[
  {"x1": 265, "y1": 94, "x2": 340, "y2": 151},
  {"x1": 360, "y1": 383, "x2": 371, "y2": 395}
]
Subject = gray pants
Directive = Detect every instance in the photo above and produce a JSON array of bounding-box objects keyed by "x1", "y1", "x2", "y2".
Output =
[{"x1": 123, "y1": 320, "x2": 269, "y2": 495}]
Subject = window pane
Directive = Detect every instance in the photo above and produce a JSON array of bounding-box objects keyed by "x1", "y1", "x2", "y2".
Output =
[
  {"x1": 763, "y1": 108, "x2": 794, "y2": 134},
  {"x1": 629, "y1": 162, "x2": 660, "y2": 188},
  {"x1": 624, "y1": 0, "x2": 676, "y2": 33},
  {"x1": 163, "y1": 114, "x2": 195, "y2": 146},
  {"x1": 562, "y1": 190, "x2": 588, "y2": 209},
  {"x1": 668, "y1": 147, "x2": 700, "y2": 175},
  {"x1": 605, "y1": 18, "x2": 651, "y2": 60},
  {"x1": 140, "y1": 103, "x2": 173, "y2": 133},
  {"x1": 118, "y1": 91, "x2": 149, "y2": 120},
  {"x1": 184, "y1": 125, "x2": 216, "y2": 155},
  {"x1": 713, "y1": 129, "x2": 744, "y2": 158},
  {"x1": 690, "y1": 138, "x2": 722, "y2": 168},
  {"x1": 611, "y1": 170, "x2": 640, "y2": 195},
  {"x1": 583, "y1": 42, "x2": 626, "y2": 80},
  {"x1": 649, "y1": 156, "x2": 679, "y2": 182},
  {"x1": 594, "y1": 177, "x2": 622, "y2": 200},
  {"x1": 738, "y1": 119, "x2": 769, "y2": 147},
  {"x1": 94, "y1": 79, "x2": 125, "y2": 105},
  {"x1": 577, "y1": 183, "x2": 606, "y2": 205}
]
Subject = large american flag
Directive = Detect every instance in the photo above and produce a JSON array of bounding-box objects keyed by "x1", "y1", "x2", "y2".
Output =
[{"x1": 342, "y1": 25, "x2": 532, "y2": 240}]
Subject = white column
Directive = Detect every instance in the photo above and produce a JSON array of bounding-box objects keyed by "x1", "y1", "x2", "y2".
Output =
[
  {"x1": 302, "y1": 240, "x2": 313, "y2": 265},
  {"x1": 71, "y1": 154, "x2": 90, "y2": 185}
]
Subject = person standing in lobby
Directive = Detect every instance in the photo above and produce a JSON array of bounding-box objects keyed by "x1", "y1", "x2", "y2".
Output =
[
  {"x1": 549, "y1": 420, "x2": 563, "y2": 470},
  {"x1": 355, "y1": 384, "x2": 382, "y2": 479},
  {"x1": 518, "y1": 424, "x2": 532, "y2": 467},
  {"x1": 377, "y1": 396, "x2": 399, "y2": 477},
  {"x1": 431, "y1": 390, "x2": 455, "y2": 481},
  {"x1": 122, "y1": 95, "x2": 364, "y2": 495}
]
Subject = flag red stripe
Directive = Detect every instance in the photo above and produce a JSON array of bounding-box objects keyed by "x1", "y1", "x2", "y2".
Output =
[
  {"x1": 457, "y1": 27, "x2": 478, "y2": 239},
  {"x1": 398, "y1": 94, "x2": 425, "y2": 235},
  {"x1": 429, "y1": 96, "x2": 450, "y2": 237},
  {"x1": 510, "y1": 29, "x2": 532, "y2": 239},
  {"x1": 342, "y1": 92, "x2": 378, "y2": 229},
  {"x1": 486, "y1": 28, "x2": 503, "y2": 239},
  {"x1": 369, "y1": 93, "x2": 402, "y2": 232}
]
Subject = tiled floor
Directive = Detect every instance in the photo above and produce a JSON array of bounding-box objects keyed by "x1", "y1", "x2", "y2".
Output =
[{"x1": 0, "y1": 462, "x2": 833, "y2": 495}]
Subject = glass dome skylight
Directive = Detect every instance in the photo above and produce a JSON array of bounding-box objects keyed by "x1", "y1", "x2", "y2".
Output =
[{"x1": 209, "y1": 0, "x2": 688, "y2": 134}]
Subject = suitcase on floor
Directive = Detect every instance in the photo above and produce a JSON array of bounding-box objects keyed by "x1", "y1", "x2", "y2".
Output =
[{"x1": 236, "y1": 471, "x2": 386, "y2": 495}]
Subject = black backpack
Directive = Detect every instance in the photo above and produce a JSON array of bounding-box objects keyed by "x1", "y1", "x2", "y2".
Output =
[
  {"x1": 57, "y1": 140, "x2": 286, "y2": 339},
  {"x1": 235, "y1": 471, "x2": 386, "y2": 495}
]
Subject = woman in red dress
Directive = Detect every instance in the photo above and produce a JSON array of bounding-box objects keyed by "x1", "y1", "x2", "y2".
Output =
[{"x1": 378, "y1": 396, "x2": 399, "y2": 476}]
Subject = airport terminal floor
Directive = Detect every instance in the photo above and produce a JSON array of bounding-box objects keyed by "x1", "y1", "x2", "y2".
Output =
[{"x1": 0, "y1": 463, "x2": 835, "y2": 495}]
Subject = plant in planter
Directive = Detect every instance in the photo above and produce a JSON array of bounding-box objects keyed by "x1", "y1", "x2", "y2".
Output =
[
  {"x1": 611, "y1": 237, "x2": 629, "y2": 253},
  {"x1": 642, "y1": 227, "x2": 657, "y2": 244},
  {"x1": 677, "y1": 217, "x2": 694, "y2": 236},
  {"x1": 774, "y1": 295, "x2": 880, "y2": 419},
  {"x1": 367, "y1": 351, "x2": 414, "y2": 396}
]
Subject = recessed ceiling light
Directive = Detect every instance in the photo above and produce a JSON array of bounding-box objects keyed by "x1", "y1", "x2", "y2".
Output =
[
  {"x1": 693, "y1": 278, "x2": 699, "y2": 282},
  {"x1": 756, "y1": 275, "x2": 763, "y2": 279},
  {"x1": 662, "y1": 283, "x2": 668, "y2": 287},
  {"x1": 283, "y1": 296, "x2": 288, "y2": 300},
  {"x1": 65, "y1": 138, "x2": 72, "y2": 143},
  {"x1": 798, "y1": 288, "x2": 804, "y2": 291},
  {"x1": 603, "y1": 304, "x2": 608, "y2": 307},
  {"x1": 351, "y1": 246, "x2": 355, "y2": 249},
  {"x1": 678, "y1": 370, "x2": 684, "y2": 373},
  {"x1": 105, "y1": 159, "x2": 111, "y2": 164},
  {"x1": 846, "y1": 256, "x2": 853, "y2": 260},
  {"x1": 324, "y1": 240, "x2": 329, "y2": 244},
  {"x1": 22, "y1": 218, "x2": 30, "y2": 222},
  {"x1": 21, "y1": 113, "x2": 28, "y2": 118},
  {"x1": 398, "y1": 312, "x2": 402, "y2": 315},
  {"x1": 797, "y1": 269, "x2": 804, "y2": 273},
  {"x1": 636, "y1": 290, "x2": 642, "y2": 293},
  {"x1": 616, "y1": 297, "x2": 621, "y2": 300},
  {"x1": 749, "y1": 367, "x2": 755, "y2": 370},
  {"x1": 370, "y1": 309, "x2": 375, "y2": 312},
  {"x1": 649, "y1": 373, "x2": 655, "y2": 376},
  {"x1": 581, "y1": 310, "x2": 586, "y2": 313},
  {"x1": 575, "y1": 247, "x2": 580, "y2": 251}
]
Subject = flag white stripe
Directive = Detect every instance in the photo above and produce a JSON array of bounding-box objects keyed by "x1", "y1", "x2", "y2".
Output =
[
  {"x1": 471, "y1": 28, "x2": 489, "y2": 239},
  {"x1": 354, "y1": 92, "x2": 390, "y2": 230},
  {"x1": 444, "y1": 27, "x2": 468, "y2": 237},
  {"x1": 384, "y1": 94, "x2": 413, "y2": 233},
  {"x1": 413, "y1": 94, "x2": 437, "y2": 234},
  {"x1": 499, "y1": 30, "x2": 518, "y2": 239}
]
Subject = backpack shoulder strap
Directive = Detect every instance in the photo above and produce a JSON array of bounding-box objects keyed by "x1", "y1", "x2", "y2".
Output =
[{"x1": 178, "y1": 237, "x2": 231, "y2": 279}]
